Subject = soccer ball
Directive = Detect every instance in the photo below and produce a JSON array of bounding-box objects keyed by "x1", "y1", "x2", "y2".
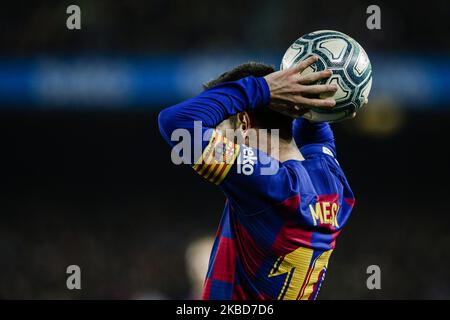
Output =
[{"x1": 281, "y1": 30, "x2": 372, "y2": 122}]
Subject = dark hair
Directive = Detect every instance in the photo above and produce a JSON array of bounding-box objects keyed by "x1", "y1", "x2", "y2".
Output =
[{"x1": 203, "y1": 62, "x2": 293, "y2": 140}]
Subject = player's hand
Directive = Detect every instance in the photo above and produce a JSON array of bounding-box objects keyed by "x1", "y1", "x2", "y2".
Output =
[{"x1": 264, "y1": 56, "x2": 337, "y2": 117}]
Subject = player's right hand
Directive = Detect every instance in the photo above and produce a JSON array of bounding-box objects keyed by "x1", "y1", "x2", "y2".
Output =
[{"x1": 263, "y1": 55, "x2": 337, "y2": 117}]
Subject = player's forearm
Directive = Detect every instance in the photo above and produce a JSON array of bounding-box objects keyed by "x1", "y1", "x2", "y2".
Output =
[
  {"x1": 293, "y1": 118, "x2": 336, "y2": 152},
  {"x1": 158, "y1": 76, "x2": 270, "y2": 144}
]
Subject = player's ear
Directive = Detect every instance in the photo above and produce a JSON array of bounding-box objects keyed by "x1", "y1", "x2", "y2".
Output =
[{"x1": 237, "y1": 112, "x2": 252, "y2": 132}]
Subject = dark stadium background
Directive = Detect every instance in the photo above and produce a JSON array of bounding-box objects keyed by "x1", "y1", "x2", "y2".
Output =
[{"x1": 1, "y1": 0, "x2": 450, "y2": 299}]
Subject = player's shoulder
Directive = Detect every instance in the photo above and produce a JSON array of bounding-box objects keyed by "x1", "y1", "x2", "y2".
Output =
[
  {"x1": 284, "y1": 146, "x2": 351, "y2": 197},
  {"x1": 300, "y1": 143, "x2": 337, "y2": 161}
]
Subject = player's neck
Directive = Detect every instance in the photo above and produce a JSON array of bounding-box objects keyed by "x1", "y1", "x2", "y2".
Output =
[
  {"x1": 277, "y1": 139, "x2": 305, "y2": 163},
  {"x1": 256, "y1": 135, "x2": 304, "y2": 163}
]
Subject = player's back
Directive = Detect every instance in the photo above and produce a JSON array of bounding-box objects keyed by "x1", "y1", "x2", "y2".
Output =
[{"x1": 202, "y1": 146, "x2": 355, "y2": 300}]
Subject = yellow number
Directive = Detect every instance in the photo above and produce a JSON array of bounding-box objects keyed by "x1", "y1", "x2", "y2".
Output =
[{"x1": 268, "y1": 247, "x2": 332, "y2": 300}]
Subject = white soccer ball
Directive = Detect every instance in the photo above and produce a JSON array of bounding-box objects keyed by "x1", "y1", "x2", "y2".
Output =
[{"x1": 281, "y1": 30, "x2": 372, "y2": 122}]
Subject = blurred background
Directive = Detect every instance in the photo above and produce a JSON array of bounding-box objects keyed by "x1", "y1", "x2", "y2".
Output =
[{"x1": 1, "y1": 0, "x2": 450, "y2": 299}]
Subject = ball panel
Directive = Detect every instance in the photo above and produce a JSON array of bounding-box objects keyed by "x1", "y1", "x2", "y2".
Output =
[
  {"x1": 303, "y1": 108, "x2": 352, "y2": 122},
  {"x1": 359, "y1": 77, "x2": 372, "y2": 104},
  {"x1": 319, "y1": 76, "x2": 350, "y2": 102},
  {"x1": 318, "y1": 38, "x2": 349, "y2": 61},
  {"x1": 354, "y1": 48, "x2": 370, "y2": 76}
]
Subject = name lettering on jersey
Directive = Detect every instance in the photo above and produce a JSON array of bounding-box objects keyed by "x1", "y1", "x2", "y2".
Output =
[
  {"x1": 309, "y1": 198, "x2": 340, "y2": 228},
  {"x1": 237, "y1": 146, "x2": 257, "y2": 176}
]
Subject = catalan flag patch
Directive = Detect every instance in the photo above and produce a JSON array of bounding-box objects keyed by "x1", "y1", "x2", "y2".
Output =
[{"x1": 193, "y1": 130, "x2": 240, "y2": 185}]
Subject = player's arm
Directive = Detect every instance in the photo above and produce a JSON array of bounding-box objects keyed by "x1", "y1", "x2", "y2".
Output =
[
  {"x1": 292, "y1": 104, "x2": 361, "y2": 159},
  {"x1": 292, "y1": 118, "x2": 337, "y2": 158},
  {"x1": 158, "y1": 76, "x2": 269, "y2": 152},
  {"x1": 158, "y1": 55, "x2": 336, "y2": 152}
]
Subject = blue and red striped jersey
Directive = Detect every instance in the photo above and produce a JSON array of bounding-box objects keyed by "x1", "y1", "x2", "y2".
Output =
[{"x1": 158, "y1": 76, "x2": 355, "y2": 300}]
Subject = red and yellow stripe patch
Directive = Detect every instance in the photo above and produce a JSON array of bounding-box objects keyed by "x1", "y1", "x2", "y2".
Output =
[{"x1": 193, "y1": 130, "x2": 240, "y2": 185}]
